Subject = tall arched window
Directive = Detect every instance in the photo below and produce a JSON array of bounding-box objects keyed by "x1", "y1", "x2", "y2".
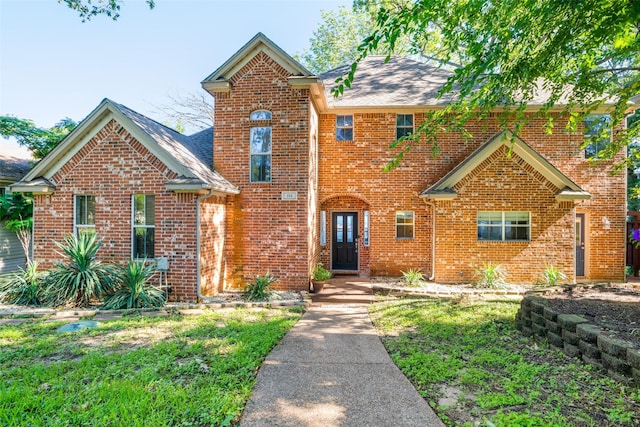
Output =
[{"x1": 250, "y1": 110, "x2": 272, "y2": 182}]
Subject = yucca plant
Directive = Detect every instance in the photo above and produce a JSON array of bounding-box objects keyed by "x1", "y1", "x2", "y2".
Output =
[
  {"x1": 538, "y1": 265, "x2": 568, "y2": 286},
  {"x1": 44, "y1": 233, "x2": 117, "y2": 307},
  {"x1": 472, "y1": 262, "x2": 508, "y2": 289},
  {"x1": 103, "y1": 260, "x2": 165, "y2": 309},
  {"x1": 0, "y1": 261, "x2": 46, "y2": 306},
  {"x1": 244, "y1": 272, "x2": 276, "y2": 301},
  {"x1": 401, "y1": 268, "x2": 424, "y2": 287}
]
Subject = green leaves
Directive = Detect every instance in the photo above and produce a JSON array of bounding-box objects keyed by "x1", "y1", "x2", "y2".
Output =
[
  {"x1": 103, "y1": 260, "x2": 165, "y2": 310},
  {"x1": 59, "y1": 0, "x2": 155, "y2": 22},
  {"x1": 0, "y1": 116, "x2": 76, "y2": 159}
]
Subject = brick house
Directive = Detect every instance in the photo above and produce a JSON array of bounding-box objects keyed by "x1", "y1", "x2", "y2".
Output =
[{"x1": 12, "y1": 33, "x2": 626, "y2": 301}]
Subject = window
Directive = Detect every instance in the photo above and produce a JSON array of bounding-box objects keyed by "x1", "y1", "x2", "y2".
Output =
[
  {"x1": 336, "y1": 115, "x2": 353, "y2": 141},
  {"x1": 584, "y1": 114, "x2": 611, "y2": 159},
  {"x1": 74, "y1": 195, "x2": 95, "y2": 235},
  {"x1": 0, "y1": 188, "x2": 5, "y2": 197},
  {"x1": 396, "y1": 114, "x2": 413, "y2": 140},
  {"x1": 133, "y1": 194, "x2": 155, "y2": 259},
  {"x1": 250, "y1": 110, "x2": 272, "y2": 121},
  {"x1": 396, "y1": 211, "x2": 414, "y2": 239},
  {"x1": 250, "y1": 127, "x2": 272, "y2": 182},
  {"x1": 363, "y1": 210, "x2": 370, "y2": 246},
  {"x1": 478, "y1": 211, "x2": 530, "y2": 241}
]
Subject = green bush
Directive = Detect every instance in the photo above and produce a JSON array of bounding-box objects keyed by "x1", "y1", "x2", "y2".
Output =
[
  {"x1": 0, "y1": 261, "x2": 45, "y2": 306},
  {"x1": 472, "y1": 262, "x2": 508, "y2": 289},
  {"x1": 103, "y1": 260, "x2": 165, "y2": 309},
  {"x1": 401, "y1": 268, "x2": 424, "y2": 287},
  {"x1": 44, "y1": 233, "x2": 117, "y2": 307},
  {"x1": 312, "y1": 262, "x2": 331, "y2": 281},
  {"x1": 537, "y1": 265, "x2": 568, "y2": 286},
  {"x1": 244, "y1": 273, "x2": 276, "y2": 301}
]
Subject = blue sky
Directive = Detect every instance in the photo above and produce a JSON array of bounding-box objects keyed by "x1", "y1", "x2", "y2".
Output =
[{"x1": 0, "y1": 0, "x2": 351, "y2": 157}]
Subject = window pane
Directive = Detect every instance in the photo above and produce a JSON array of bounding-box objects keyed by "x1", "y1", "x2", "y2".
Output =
[
  {"x1": 134, "y1": 194, "x2": 145, "y2": 225},
  {"x1": 145, "y1": 195, "x2": 155, "y2": 225},
  {"x1": 251, "y1": 155, "x2": 271, "y2": 182},
  {"x1": 250, "y1": 127, "x2": 271, "y2": 154},
  {"x1": 250, "y1": 110, "x2": 272, "y2": 120},
  {"x1": 336, "y1": 128, "x2": 353, "y2": 141},
  {"x1": 347, "y1": 215, "x2": 354, "y2": 243},
  {"x1": 396, "y1": 211, "x2": 414, "y2": 238},
  {"x1": 336, "y1": 215, "x2": 343, "y2": 243},
  {"x1": 337, "y1": 115, "x2": 353, "y2": 127},
  {"x1": 584, "y1": 114, "x2": 611, "y2": 158},
  {"x1": 396, "y1": 127, "x2": 413, "y2": 139},
  {"x1": 76, "y1": 195, "x2": 95, "y2": 225},
  {"x1": 134, "y1": 228, "x2": 155, "y2": 259}
]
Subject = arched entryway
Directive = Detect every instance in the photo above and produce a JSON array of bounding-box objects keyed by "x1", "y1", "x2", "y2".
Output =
[{"x1": 319, "y1": 194, "x2": 371, "y2": 276}]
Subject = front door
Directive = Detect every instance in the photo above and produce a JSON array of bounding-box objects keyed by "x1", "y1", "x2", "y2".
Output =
[
  {"x1": 332, "y1": 212, "x2": 358, "y2": 270},
  {"x1": 576, "y1": 213, "x2": 585, "y2": 277}
]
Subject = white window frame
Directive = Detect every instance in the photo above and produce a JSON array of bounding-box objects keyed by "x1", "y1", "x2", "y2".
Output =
[
  {"x1": 395, "y1": 211, "x2": 414, "y2": 240},
  {"x1": 250, "y1": 126, "x2": 272, "y2": 183},
  {"x1": 132, "y1": 194, "x2": 155, "y2": 259},
  {"x1": 477, "y1": 211, "x2": 530, "y2": 242},
  {"x1": 396, "y1": 114, "x2": 414, "y2": 140},
  {"x1": 363, "y1": 210, "x2": 370, "y2": 246},
  {"x1": 584, "y1": 114, "x2": 611, "y2": 159},
  {"x1": 336, "y1": 115, "x2": 353, "y2": 141},
  {"x1": 320, "y1": 210, "x2": 327, "y2": 246},
  {"x1": 74, "y1": 195, "x2": 96, "y2": 236},
  {"x1": 250, "y1": 110, "x2": 272, "y2": 121}
]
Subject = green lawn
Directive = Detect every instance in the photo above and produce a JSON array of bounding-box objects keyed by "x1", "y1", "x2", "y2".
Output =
[
  {"x1": 0, "y1": 307, "x2": 302, "y2": 426},
  {"x1": 370, "y1": 297, "x2": 640, "y2": 427}
]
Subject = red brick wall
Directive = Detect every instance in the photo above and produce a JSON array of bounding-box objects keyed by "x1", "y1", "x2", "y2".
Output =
[
  {"x1": 212, "y1": 51, "x2": 313, "y2": 290},
  {"x1": 317, "y1": 112, "x2": 625, "y2": 283},
  {"x1": 33, "y1": 119, "x2": 201, "y2": 301}
]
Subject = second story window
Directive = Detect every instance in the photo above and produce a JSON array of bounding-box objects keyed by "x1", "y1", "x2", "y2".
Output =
[
  {"x1": 250, "y1": 127, "x2": 272, "y2": 182},
  {"x1": 74, "y1": 195, "x2": 96, "y2": 236},
  {"x1": 396, "y1": 114, "x2": 413, "y2": 139},
  {"x1": 584, "y1": 114, "x2": 611, "y2": 159},
  {"x1": 336, "y1": 115, "x2": 353, "y2": 141}
]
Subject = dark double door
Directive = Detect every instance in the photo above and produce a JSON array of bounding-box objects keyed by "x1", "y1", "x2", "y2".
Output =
[{"x1": 332, "y1": 212, "x2": 358, "y2": 270}]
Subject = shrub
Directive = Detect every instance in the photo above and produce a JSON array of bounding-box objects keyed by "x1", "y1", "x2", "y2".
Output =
[
  {"x1": 0, "y1": 261, "x2": 45, "y2": 306},
  {"x1": 244, "y1": 273, "x2": 276, "y2": 301},
  {"x1": 312, "y1": 262, "x2": 331, "y2": 281},
  {"x1": 401, "y1": 268, "x2": 424, "y2": 287},
  {"x1": 537, "y1": 265, "x2": 568, "y2": 286},
  {"x1": 44, "y1": 233, "x2": 117, "y2": 307},
  {"x1": 472, "y1": 262, "x2": 507, "y2": 289},
  {"x1": 103, "y1": 260, "x2": 165, "y2": 309}
]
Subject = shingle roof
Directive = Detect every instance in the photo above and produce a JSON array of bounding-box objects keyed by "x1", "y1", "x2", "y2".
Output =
[
  {"x1": 319, "y1": 56, "x2": 457, "y2": 108},
  {"x1": 0, "y1": 154, "x2": 31, "y2": 182}
]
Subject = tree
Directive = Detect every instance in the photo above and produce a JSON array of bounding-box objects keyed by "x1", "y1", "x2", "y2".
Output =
[
  {"x1": 296, "y1": 5, "x2": 411, "y2": 74},
  {"x1": 153, "y1": 92, "x2": 214, "y2": 133},
  {"x1": 59, "y1": 0, "x2": 155, "y2": 22},
  {"x1": 0, "y1": 116, "x2": 77, "y2": 160},
  {"x1": 336, "y1": 0, "x2": 640, "y2": 169}
]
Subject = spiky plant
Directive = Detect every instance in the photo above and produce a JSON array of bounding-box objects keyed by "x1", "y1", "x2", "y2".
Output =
[
  {"x1": 44, "y1": 233, "x2": 117, "y2": 307},
  {"x1": 472, "y1": 262, "x2": 508, "y2": 289},
  {"x1": 0, "y1": 261, "x2": 46, "y2": 306},
  {"x1": 401, "y1": 268, "x2": 424, "y2": 287},
  {"x1": 539, "y1": 265, "x2": 568, "y2": 286},
  {"x1": 244, "y1": 273, "x2": 276, "y2": 301},
  {"x1": 103, "y1": 260, "x2": 165, "y2": 309}
]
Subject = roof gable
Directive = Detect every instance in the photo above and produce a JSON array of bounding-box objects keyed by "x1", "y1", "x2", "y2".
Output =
[
  {"x1": 202, "y1": 32, "x2": 314, "y2": 94},
  {"x1": 421, "y1": 130, "x2": 590, "y2": 201},
  {"x1": 13, "y1": 99, "x2": 238, "y2": 195}
]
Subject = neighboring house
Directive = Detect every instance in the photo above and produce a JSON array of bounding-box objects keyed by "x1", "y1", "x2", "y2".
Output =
[
  {"x1": 0, "y1": 153, "x2": 31, "y2": 274},
  {"x1": 12, "y1": 33, "x2": 627, "y2": 301}
]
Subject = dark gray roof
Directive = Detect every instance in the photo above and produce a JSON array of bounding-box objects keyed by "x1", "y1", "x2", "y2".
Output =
[
  {"x1": 0, "y1": 154, "x2": 31, "y2": 182},
  {"x1": 110, "y1": 101, "x2": 237, "y2": 194},
  {"x1": 320, "y1": 56, "x2": 457, "y2": 108}
]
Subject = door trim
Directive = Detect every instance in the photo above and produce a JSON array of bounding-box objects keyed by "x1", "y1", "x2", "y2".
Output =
[
  {"x1": 331, "y1": 211, "x2": 359, "y2": 271},
  {"x1": 576, "y1": 212, "x2": 587, "y2": 279}
]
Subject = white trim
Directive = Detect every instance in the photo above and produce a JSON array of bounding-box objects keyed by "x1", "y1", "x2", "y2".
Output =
[
  {"x1": 395, "y1": 210, "x2": 415, "y2": 240},
  {"x1": 477, "y1": 211, "x2": 530, "y2": 242},
  {"x1": 320, "y1": 211, "x2": 327, "y2": 246},
  {"x1": 131, "y1": 194, "x2": 155, "y2": 260},
  {"x1": 73, "y1": 195, "x2": 96, "y2": 236},
  {"x1": 249, "y1": 126, "x2": 272, "y2": 183}
]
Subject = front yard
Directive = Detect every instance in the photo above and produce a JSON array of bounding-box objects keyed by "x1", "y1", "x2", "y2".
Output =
[
  {"x1": 0, "y1": 307, "x2": 302, "y2": 426},
  {"x1": 370, "y1": 297, "x2": 640, "y2": 426}
]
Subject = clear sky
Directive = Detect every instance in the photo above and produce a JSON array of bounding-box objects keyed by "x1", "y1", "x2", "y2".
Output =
[{"x1": 0, "y1": 0, "x2": 351, "y2": 158}]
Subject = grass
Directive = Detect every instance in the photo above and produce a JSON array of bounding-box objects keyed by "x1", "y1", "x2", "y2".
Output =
[
  {"x1": 369, "y1": 297, "x2": 640, "y2": 427},
  {"x1": 0, "y1": 307, "x2": 302, "y2": 426}
]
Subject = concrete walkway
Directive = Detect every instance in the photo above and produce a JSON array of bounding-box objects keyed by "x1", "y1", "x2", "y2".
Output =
[{"x1": 240, "y1": 278, "x2": 444, "y2": 427}]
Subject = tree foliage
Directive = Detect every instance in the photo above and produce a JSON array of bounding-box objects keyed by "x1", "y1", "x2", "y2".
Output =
[
  {"x1": 0, "y1": 116, "x2": 77, "y2": 160},
  {"x1": 337, "y1": 0, "x2": 640, "y2": 168},
  {"x1": 59, "y1": 0, "x2": 155, "y2": 22}
]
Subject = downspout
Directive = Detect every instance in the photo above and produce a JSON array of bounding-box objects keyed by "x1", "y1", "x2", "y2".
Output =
[
  {"x1": 196, "y1": 189, "x2": 217, "y2": 302},
  {"x1": 421, "y1": 197, "x2": 437, "y2": 281}
]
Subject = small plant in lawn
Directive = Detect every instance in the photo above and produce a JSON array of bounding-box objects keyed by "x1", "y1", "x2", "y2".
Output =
[
  {"x1": 401, "y1": 268, "x2": 424, "y2": 287},
  {"x1": 312, "y1": 262, "x2": 331, "y2": 282},
  {"x1": 537, "y1": 264, "x2": 568, "y2": 286},
  {"x1": 44, "y1": 232, "x2": 117, "y2": 307},
  {"x1": 0, "y1": 261, "x2": 46, "y2": 306},
  {"x1": 472, "y1": 262, "x2": 507, "y2": 289},
  {"x1": 244, "y1": 272, "x2": 276, "y2": 301},
  {"x1": 103, "y1": 260, "x2": 165, "y2": 309}
]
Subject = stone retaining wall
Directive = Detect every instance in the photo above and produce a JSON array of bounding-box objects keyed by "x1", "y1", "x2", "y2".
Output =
[{"x1": 516, "y1": 295, "x2": 640, "y2": 385}]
